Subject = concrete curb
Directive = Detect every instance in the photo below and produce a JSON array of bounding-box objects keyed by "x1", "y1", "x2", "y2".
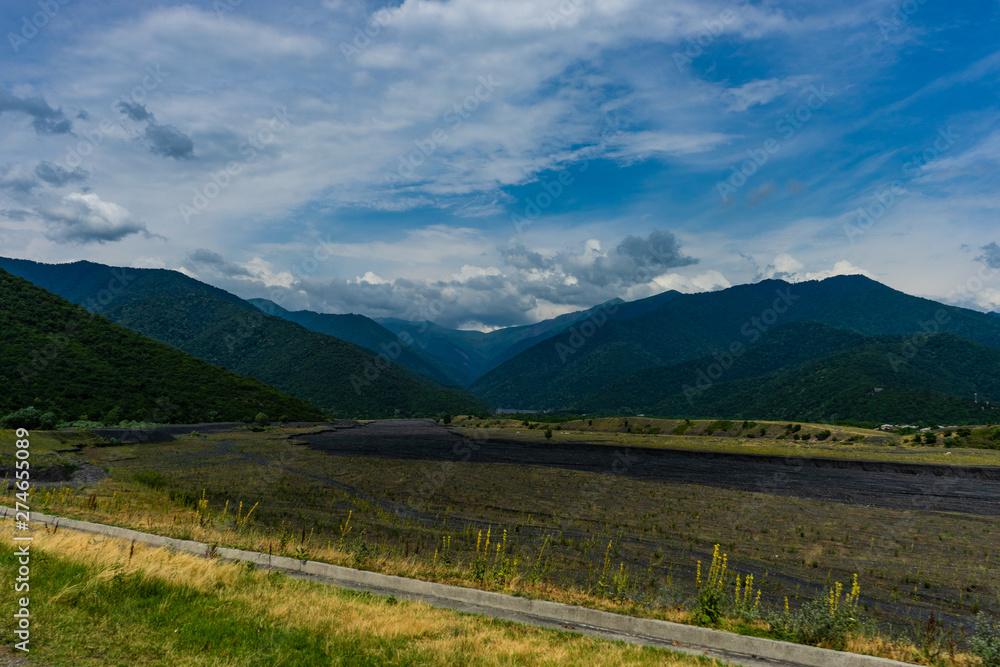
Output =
[{"x1": 1, "y1": 507, "x2": 916, "y2": 667}]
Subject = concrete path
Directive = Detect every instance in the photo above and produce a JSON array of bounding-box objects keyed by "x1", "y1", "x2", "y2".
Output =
[{"x1": 1, "y1": 507, "x2": 918, "y2": 667}]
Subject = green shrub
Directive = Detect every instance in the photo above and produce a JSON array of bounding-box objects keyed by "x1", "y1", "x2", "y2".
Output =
[
  {"x1": 254, "y1": 412, "x2": 269, "y2": 427},
  {"x1": 1, "y1": 406, "x2": 43, "y2": 429},
  {"x1": 705, "y1": 419, "x2": 734, "y2": 435},
  {"x1": 971, "y1": 612, "x2": 1000, "y2": 667},
  {"x1": 133, "y1": 470, "x2": 168, "y2": 489},
  {"x1": 814, "y1": 430, "x2": 832, "y2": 441},
  {"x1": 768, "y1": 577, "x2": 862, "y2": 651},
  {"x1": 169, "y1": 489, "x2": 197, "y2": 507}
]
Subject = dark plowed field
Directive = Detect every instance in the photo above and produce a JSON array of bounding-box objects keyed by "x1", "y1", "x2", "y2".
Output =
[{"x1": 302, "y1": 420, "x2": 1000, "y2": 516}]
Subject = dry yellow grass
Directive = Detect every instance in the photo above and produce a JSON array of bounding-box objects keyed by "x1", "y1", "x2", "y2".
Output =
[{"x1": 1, "y1": 521, "x2": 720, "y2": 666}]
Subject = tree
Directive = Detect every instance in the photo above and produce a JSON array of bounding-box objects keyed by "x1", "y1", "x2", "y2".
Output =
[
  {"x1": 39, "y1": 412, "x2": 58, "y2": 430},
  {"x1": 102, "y1": 406, "x2": 123, "y2": 426},
  {"x1": 1, "y1": 406, "x2": 47, "y2": 429},
  {"x1": 255, "y1": 412, "x2": 269, "y2": 427},
  {"x1": 544, "y1": 427, "x2": 553, "y2": 439}
]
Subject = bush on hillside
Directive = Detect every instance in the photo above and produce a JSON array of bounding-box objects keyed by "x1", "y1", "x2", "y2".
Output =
[{"x1": 1, "y1": 406, "x2": 58, "y2": 430}]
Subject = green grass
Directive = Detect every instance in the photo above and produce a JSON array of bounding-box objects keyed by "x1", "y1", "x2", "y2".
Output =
[
  {"x1": 0, "y1": 526, "x2": 718, "y2": 666},
  {"x1": 0, "y1": 552, "x2": 331, "y2": 666},
  {"x1": 453, "y1": 416, "x2": 1000, "y2": 467},
  {"x1": 0, "y1": 428, "x2": 92, "y2": 456}
]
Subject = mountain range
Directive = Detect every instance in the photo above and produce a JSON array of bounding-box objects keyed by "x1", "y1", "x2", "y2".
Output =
[
  {"x1": 0, "y1": 257, "x2": 484, "y2": 419},
  {"x1": 470, "y1": 275, "x2": 1000, "y2": 415},
  {"x1": 0, "y1": 268, "x2": 324, "y2": 423},
  {"x1": 2, "y1": 255, "x2": 998, "y2": 425}
]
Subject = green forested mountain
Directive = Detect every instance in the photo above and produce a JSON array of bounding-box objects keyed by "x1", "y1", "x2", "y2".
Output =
[
  {"x1": 376, "y1": 299, "x2": 627, "y2": 385},
  {"x1": 0, "y1": 269, "x2": 325, "y2": 423},
  {"x1": 373, "y1": 291, "x2": 683, "y2": 386},
  {"x1": 575, "y1": 322, "x2": 866, "y2": 414},
  {"x1": 472, "y1": 275, "x2": 1000, "y2": 410},
  {"x1": 646, "y1": 333, "x2": 1000, "y2": 425},
  {"x1": 0, "y1": 257, "x2": 485, "y2": 418},
  {"x1": 247, "y1": 298, "x2": 465, "y2": 386}
]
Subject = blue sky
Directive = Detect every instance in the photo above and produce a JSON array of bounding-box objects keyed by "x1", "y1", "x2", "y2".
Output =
[{"x1": 1, "y1": 0, "x2": 998, "y2": 329}]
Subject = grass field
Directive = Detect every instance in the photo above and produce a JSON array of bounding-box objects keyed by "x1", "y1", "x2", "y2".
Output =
[
  {"x1": 0, "y1": 523, "x2": 720, "y2": 666},
  {"x1": 453, "y1": 416, "x2": 1000, "y2": 467},
  {"x1": 0, "y1": 428, "x2": 101, "y2": 456},
  {"x1": 1, "y1": 423, "x2": 996, "y2": 665}
]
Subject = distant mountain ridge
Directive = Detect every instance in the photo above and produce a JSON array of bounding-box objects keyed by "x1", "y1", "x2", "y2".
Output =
[
  {"x1": 0, "y1": 257, "x2": 485, "y2": 418},
  {"x1": 374, "y1": 290, "x2": 684, "y2": 385},
  {"x1": 375, "y1": 298, "x2": 627, "y2": 384},
  {"x1": 472, "y1": 275, "x2": 1000, "y2": 411},
  {"x1": 247, "y1": 298, "x2": 465, "y2": 387}
]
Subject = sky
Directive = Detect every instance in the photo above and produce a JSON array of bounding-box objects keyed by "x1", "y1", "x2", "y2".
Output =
[{"x1": 1, "y1": 0, "x2": 999, "y2": 330}]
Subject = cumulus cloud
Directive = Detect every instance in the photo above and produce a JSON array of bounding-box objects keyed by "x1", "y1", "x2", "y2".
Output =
[
  {"x1": 977, "y1": 242, "x2": 1000, "y2": 269},
  {"x1": 41, "y1": 192, "x2": 153, "y2": 244},
  {"x1": 750, "y1": 253, "x2": 871, "y2": 283},
  {"x1": 186, "y1": 248, "x2": 252, "y2": 276},
  {"x1": 0, "y1": 88, "x2": 73, "y2": 135},
  {"x1": 503, "y1": 229, "x2": 697, "y2": 293},
  {"x1": 185, "y1": 250, "x2": 294, "y2": 287},
  {"x1": 188, "y1": 229, "x2": 700, "y2": 329},
  {"x1": 647, "y1": 269, "x2": 732, "y2": 297},
  {"x1": 116, "y1": 101, "x2": 195, "y2": 159}
]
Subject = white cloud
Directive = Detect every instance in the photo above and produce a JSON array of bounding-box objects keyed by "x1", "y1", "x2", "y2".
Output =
[
  {"x1": 748, "y1": 251, "x2": 871, "y2": 284},
  {"x1": 244, "y1": 257, "x2": 295, "y2": 288},
  {"x1": 802, "y1": 260, "x2": 872, "y2": 282},
  {"x1": 723, "y1": 76, "x2": 812, "y2": 112},
  {"x1": 41, "y1": 192, "x2": 152, "y2": 244}
]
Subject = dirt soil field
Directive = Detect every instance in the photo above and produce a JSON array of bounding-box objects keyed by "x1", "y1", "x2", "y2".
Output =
[{"x1": 301, "y1": 420, "x2": 1000, "y2": 516}]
